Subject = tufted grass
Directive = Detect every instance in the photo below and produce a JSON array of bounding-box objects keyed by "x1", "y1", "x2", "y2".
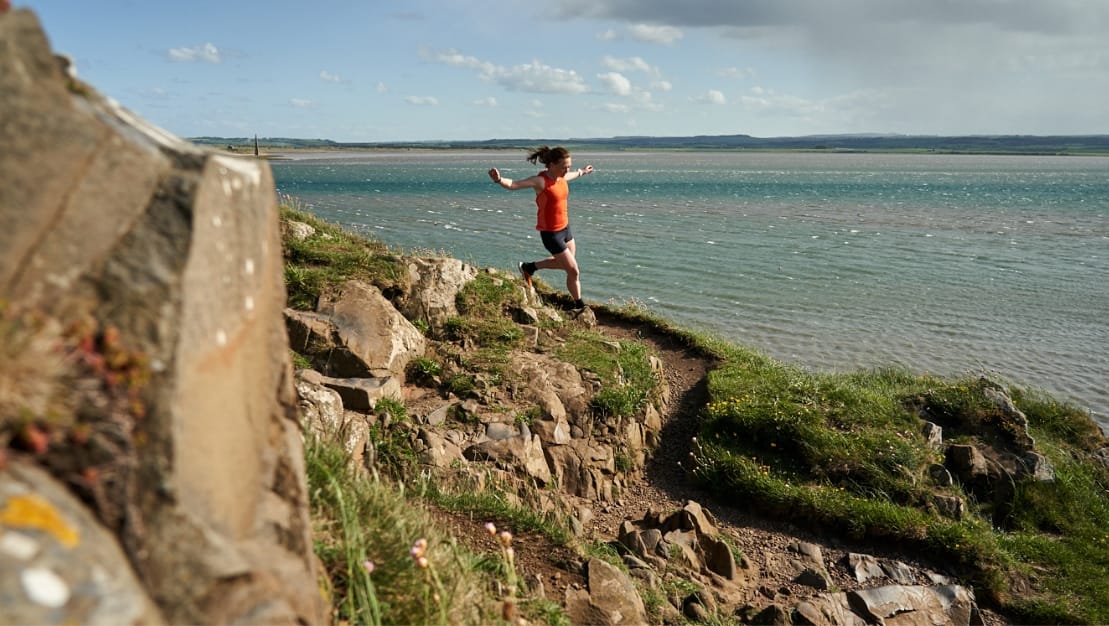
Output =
[
  {"x1": 280, "y1": 206, "x2": 407, "y2": 311},
  {"x1": 692, "y1": 341, "x2": 1109, "y2": 624},
  {"x1": 556, "y1": 330, "x2": 658, "y2": 418},
  {"x1": 307, "y1": 434, "x2": 576, "y2": 626}
]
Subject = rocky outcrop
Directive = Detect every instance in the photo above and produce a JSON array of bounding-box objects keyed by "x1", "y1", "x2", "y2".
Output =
[
  {"x1": 398, "y1": 257, "x2": 479, "y2": 333},
  {"x1": 913, "y1": 379, "x2": 1058, "y2": 526},
  {"x1": 1, "y1": 9, "x2": 322, "y2": 624},
  {"x1": 564, "y1": 558, "x2": 648, "y2": 625}
]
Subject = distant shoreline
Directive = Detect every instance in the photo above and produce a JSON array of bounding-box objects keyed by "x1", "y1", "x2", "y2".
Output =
[{"x1": 195, "y1": 134, "x2": 1109, "y2": 157}]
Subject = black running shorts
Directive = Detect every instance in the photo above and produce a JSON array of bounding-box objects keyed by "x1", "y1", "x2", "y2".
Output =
[{"x1": 540, "y1": 226, "x2": 574, "y2": 255}]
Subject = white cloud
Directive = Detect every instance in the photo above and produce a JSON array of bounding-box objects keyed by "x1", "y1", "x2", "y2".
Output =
[
  {"x1": 473, "y1": 97, "x2": 498, "y2": 106},
  {"x1": 168, "y1": 43, "x2": 221, "y2": 63},
  {"x1": 500, "y1": 60, "x2": 589, "y2": 94},
  {"x1": 720, "y1": 66, "x2": 757, "y2": 80},
  {"x1": 432, "y1": 49, "x2": 588, "y2": 95},
  {"x1": 739, "y1": 87, "x2": 821, "y2": 117},
  {"x1": 290, "y1": 98, "x2": 313, "y2": 108},
  {"x1": 320, "y1": 70, "x2": 341, "y2": 83},
  {"x1": 596, "y1": 29, "x2": 619, "y2": 41},
  {"x1": 650, "y1": 80, "x2": 672, "y2": 92},
  {"x1": 628, "y1": 24, "x2": 683, "y2": 45},
  {"x1": 692, "y1": 89, "x2": 727, "y2": 105},
  {"x1": 376, "y1": 82, "x2": 389, "y2": 94},
  {"x1": 597, "y1": 72, "x2": 633, "y2": 96},
  {"x1": 602, "y1": 103, "x2": 632, "y2": 113},
  {"x1": 405, "y1": 96, "x2": 440, "y2": 106},
  {"x1": 602, "y1": 55, "x2": 656, "y2": 75}
]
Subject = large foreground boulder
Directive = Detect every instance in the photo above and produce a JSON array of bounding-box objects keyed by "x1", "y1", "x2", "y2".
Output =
[{"x1": 1, "y1": 9, "x2": 323, "y2": 624}]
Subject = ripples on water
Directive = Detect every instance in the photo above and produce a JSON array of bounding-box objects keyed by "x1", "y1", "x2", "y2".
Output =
[{"x1": 273, "y1": 151, "x2": 1109, "y2": 430}]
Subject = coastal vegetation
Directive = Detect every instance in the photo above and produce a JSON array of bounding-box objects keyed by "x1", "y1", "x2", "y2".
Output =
[{"x1": 282, "y1": 203, "x2": 1108, "y2": 624}]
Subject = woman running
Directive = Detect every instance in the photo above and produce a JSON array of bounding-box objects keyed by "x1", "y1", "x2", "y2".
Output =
[{"x1": 488, "y1": 146, "x2": 594, "y2": 311}]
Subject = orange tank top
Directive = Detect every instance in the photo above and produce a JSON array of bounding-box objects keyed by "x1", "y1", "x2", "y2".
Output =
[{"x1": 535, "y1": 172, "x2": 569, "y2": 231}]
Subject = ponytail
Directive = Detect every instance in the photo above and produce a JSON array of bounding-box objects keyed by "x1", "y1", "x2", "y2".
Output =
[{"x1": 527, "y1": 145, "x2": 570, "y2": 166}]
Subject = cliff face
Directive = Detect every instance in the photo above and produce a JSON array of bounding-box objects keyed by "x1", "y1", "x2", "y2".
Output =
[{"x1": 0, "y1": 9, "x2": 323, "y2": 624}]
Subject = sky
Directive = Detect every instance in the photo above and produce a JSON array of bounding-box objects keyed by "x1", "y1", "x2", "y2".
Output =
[{"x1": 23, "y1": 0, "x2": 1109, "y2": 142}]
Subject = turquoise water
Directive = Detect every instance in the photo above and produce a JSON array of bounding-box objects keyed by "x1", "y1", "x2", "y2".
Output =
[{"x1": 272, "y1": 151, "x2": 1109, "y2": 430}]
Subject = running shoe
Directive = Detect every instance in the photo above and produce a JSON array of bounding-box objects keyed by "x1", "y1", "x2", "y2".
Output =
[{"x1": 518, "y1": 261, "x2": 533, "y2": 289}]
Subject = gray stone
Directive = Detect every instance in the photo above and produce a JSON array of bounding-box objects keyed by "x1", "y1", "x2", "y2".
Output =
[
  {"x1": 417, "y1": 429, "x2": 465, "y2": 468},
  {"x1": 320, "y1": 375, "x2": 402, "y2": 411},
  {"x1": 398, "y1": 257, "x2": 478, "y2": 332},
  {"x1": 921, "y1": 421, "x2": 943, "y2": 450},
  {"x1": 848, "y1": 585, "x2": 977, "y2": 626},
  {"x1": 794, "y1": 594, "x2": 868, "y2": 626},
  {"x1": 285, "y1": 220, "x2": 315, "y2": 241},
  {"x1": 846, "y1": 553, "x2": 885, "y2": 583},
  {"x1": 1, "y1": 463, "x2": 165, "y2": 625},
  {"x1": 564, "y1": 558, "x2": 648, "y2": 625},
  {"x1": 425, "y1": 402, "x2": 452, "y2": 426},
  {"x1": 296, "y1": 372, "x2": 370, "y2": 468},
  {"x1": 465, "y1": 435, "x2": 552, "y2": 485},
  {"x1": 1020, "y1": 451, "x2": 1056, "y2": 482},
  {"x1": 318, "y1": 279, "x2": 426, "y2": 378},
  {"x1": 795, "y1": 567, "x2": 832, "y2": 590}
]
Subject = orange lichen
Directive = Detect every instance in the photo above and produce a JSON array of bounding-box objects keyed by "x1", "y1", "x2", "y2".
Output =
[{"x1": 0, "y1": 494, "x2": 79, "y2": 548}]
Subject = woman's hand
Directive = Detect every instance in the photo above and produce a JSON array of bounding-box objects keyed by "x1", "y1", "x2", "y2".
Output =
[
  {"x1": 488, "y1": 167, "x2": 501, "y2": 183},
  {"x1": 581, "y1": 165, "x2": 594, "y2": 176}
]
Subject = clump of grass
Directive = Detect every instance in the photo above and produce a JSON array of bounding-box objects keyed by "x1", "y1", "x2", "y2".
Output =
[
  {"x1": 280, "y1": 205, "x2": 407, "y2": 310},
  {"x1": 307, "y1": 437, "x2": 495, "y2": 625},
  {"x1": 556, "y1": 331, "x2": 658, "y2": 419}
]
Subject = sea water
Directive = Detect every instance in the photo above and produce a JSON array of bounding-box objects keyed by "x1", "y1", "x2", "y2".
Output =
[{"x1": 272, "y1": 150, "x2": 1109, "y2": 431}]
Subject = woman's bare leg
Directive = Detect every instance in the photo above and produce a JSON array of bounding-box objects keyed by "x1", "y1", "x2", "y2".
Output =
[{"x1": 534, "y1": 242, "x2": 581, "y2": 301}]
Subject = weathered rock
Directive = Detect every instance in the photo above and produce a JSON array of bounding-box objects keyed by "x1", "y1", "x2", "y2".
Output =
[
  {"x1": 465, "y1": 434, "x2": 552, "y2": 485},
  {"x1": 284, "y1": 220, "x2": 316, "y2": 242},
  {"x1": 319, "y1": 374, "x2": 402, "y2": 411},
  {"x1": 945, "y1": 443, "x2": 1015, "y2": 516},
  {"x1": 794, "y1": 594, "x2": 867, "y2": 626},
  {"x1": 752, "y1": 603, "x2": 793, "y2": 625},
  {"x1": 847, "y1": 584, "x2": 977, "y2": 626},
  {"x1": 512, "y1": 352, "x2": 591, "y2": 423},
  {"x1": 846, "y1": 553, "x2": 886, "y2": 583},
  {"x1": 397, "y1": 257, "x2": 477, "y2": 332},
  {"x1": 1094, "y1": 447, "x2": 1109, "y2": 472},
  {"x1": 417, "y1": 429, "x2": 465, "y2": 468},
  {"x1": 317, "y1": 279, "x2": 426, "y2": 378},
  {"x1": 1, "y1": 10, "x2": 323, "y2": 623},
  {"x1": 296, "y1": 370, "x2": 371, "y2": 468},
  {"x1": 766, "y1": 541, "x2": 830, "y2": 586},
  {"x1": 1020, "y1": 451, "x2": 1056, "y2": 482},
  {"x1": 564, "y1": 558, "x2": 648, "y2": 625},
  {"x1": 545, "y1": 439, "x2": 615, "y2": 500},
  {"x1": 1, "y1": 463, "x2": 165, "y2": 625},
  {"x1": 531, "y1": 418, "x2": 573, "y2": 445},
  {"x1": 921, "y1": 421, "x2": 943, "y2": 450},
  {"x1": 796, "y1": 567, "x2": 833, "y2": 590}
]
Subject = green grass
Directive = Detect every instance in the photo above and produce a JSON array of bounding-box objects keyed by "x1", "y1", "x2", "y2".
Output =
[
  {"x1": 281, "y1": 206, "x2": 407, "y2": 311},
  {"x1": 555, "y1": 330, "x2": 658, "y2": 419},
  {"x1": 692, "y1": 342, "x2": 1109, "y2": 623},
  {"x1": 306, "y1": 437, "x2": 490, "y2": 625}
]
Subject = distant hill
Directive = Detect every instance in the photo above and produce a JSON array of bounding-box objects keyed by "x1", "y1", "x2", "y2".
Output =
[{"x1": 190, "y1": 134, "x2": 1109, "y2": 155}]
